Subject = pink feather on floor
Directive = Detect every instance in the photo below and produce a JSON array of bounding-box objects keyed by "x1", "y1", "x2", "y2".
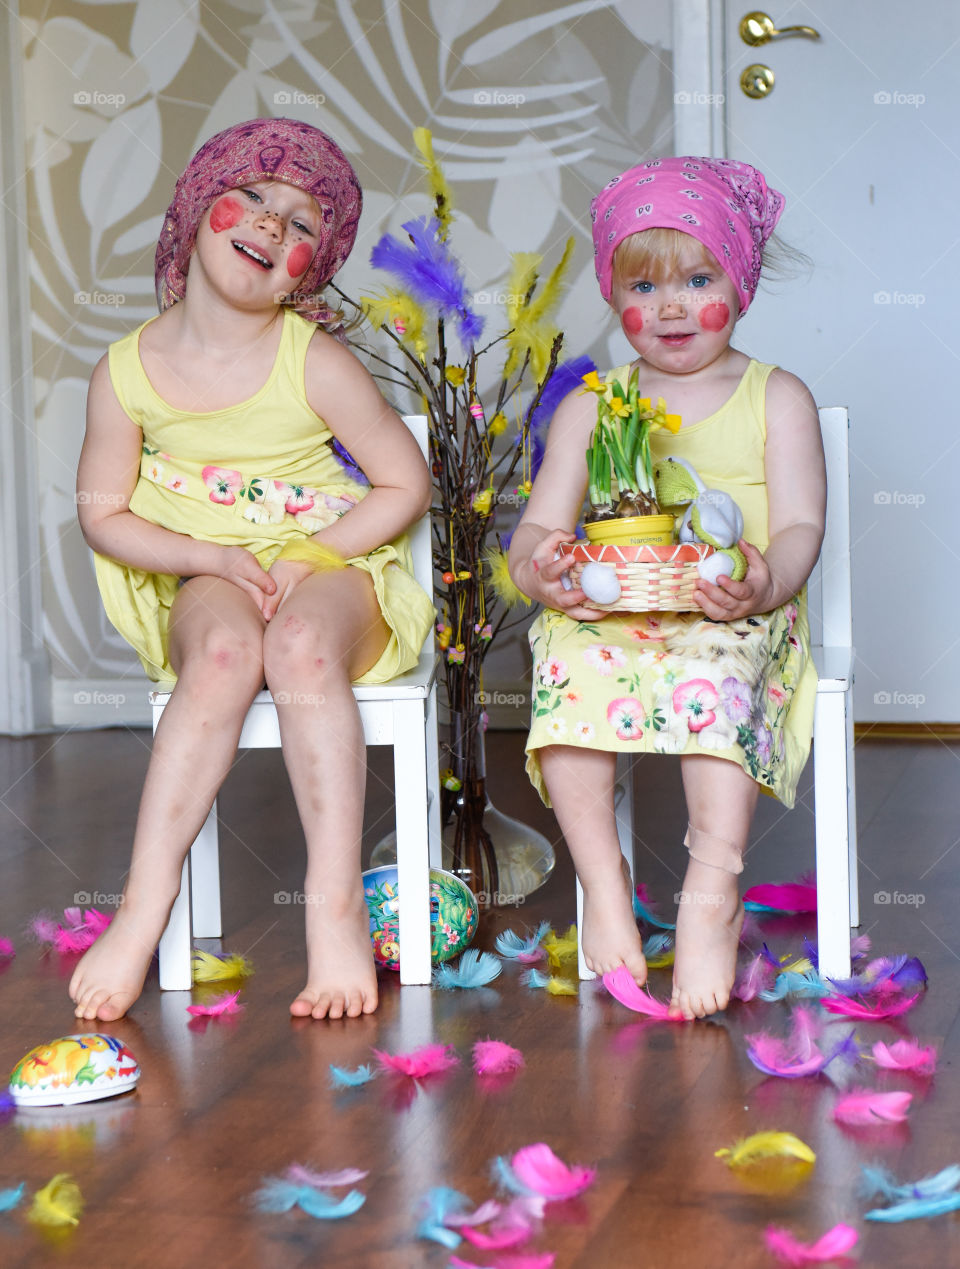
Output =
[
  {"x1": 744, "y1": 881, "x2": 818, "y2": 913},
  {"x1": 733, "y1": 952, "x2": 777, "y2": 1002},
  {"x1": 449, "y1": 1255, "x2": 555, "y2": 1269},
  {"x1": 473, "y1": 1040, "x2": 525, "y2": 1077},
  {"x1": 30, "y1": 915, "x2": 59, "y2": 944},
  {"x1": 509, "y1": 1143, "x2": 595, "y2": 1200},
  {"x1": 373, "y1": 1043, "x2": 460, "y2": 1078},
  {"x1": 460, "y1": 1220, "x2": 532, "y2": 1250},
  {"x1": 820, "y1": 992, "x2": 920, "y2": 1020},
  {"x1": 745, "y1": 1006, "x2": 833, "y2": 1078},
  {"x1": 444, "y1": 1200, "x2": 503, "y2": 1227},
  {"x1": 602, "y1": 966, "x2": 684, "y2": 1020},
  {"x1": 33, "y1": 906, "x2": 114, "y2": 954},
  {"x1": 764, "y1": 1222, "x2": 858, "y2": 1265},
  {"x1": 185, "y1": 990, "x2": 243, "y2": 1017},
  {"x1": 0, "y1": 938, "x2": 14, "y2": 959},
  {"x1": 284, "y1": 1165, "x2": 368, "y2": 1188},
  {"x1": 832, "y1": 1088, "x2": 912, "y2": 1125},
  {"x1": 871, "y1": 1038, "x2": 937, "y2": 1075}
]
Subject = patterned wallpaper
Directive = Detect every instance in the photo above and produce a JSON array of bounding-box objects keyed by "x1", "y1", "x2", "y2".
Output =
[{"x1": 21, "y1": 0, "x2": 674, "y2": 702}]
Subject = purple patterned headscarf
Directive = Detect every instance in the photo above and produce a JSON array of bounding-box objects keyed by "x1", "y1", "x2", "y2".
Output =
[
  {"x1": 590, "y1": 156, "x2": 784, "y2": 315},
  {"x1": 155, "y1": 117, "x2": 362, "y2": 325}
]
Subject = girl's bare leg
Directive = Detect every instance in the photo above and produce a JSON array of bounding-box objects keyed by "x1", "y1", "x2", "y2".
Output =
[
  {"x1": 537, "y1": 745, "x2": 646, "y2": 985},
  {"x1": 669, "y1": 755, "x2": 758, "y2": 1020},
  {"x1": 262, "y1": 568, "x2": 390, "y2": 1021},
  {"x1": 70, "y1": 579, "x2": 266, "y2": 1021}
]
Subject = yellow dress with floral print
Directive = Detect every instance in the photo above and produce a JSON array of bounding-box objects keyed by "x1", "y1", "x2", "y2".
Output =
[
  {"x1": 94, "y1": 307, "x2": 434, "y2": 685},
  {"x1": 524, "y1": 359, "x2": 817, "y2": 809}
]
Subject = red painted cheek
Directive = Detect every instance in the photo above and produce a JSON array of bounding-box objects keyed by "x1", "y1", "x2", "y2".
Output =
[
  {"x1": 698, "y1": 301, "x2": 730, "y2": 333},
  {"x1": 286, "y1": 242, "x2": 315, "y2": 279},
  {"x1": 209, "y1": 197, "x2": 244, "y2": 233},
  {"x1": 621, "y1": 306, "x2": 644, "y2": 335}
]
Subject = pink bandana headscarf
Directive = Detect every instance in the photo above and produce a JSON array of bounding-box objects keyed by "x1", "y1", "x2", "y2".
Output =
[
  {"x1": 155, "y1": 117, "x2": 362, "y2": 325},
  {"x1": 590, "y1": 156, "x2": 784, "y2": 315}
]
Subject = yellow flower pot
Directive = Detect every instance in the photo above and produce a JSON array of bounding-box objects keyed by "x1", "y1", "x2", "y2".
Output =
[{"x1": 584, "y1": 514, "x2": 676, "y2": 546}]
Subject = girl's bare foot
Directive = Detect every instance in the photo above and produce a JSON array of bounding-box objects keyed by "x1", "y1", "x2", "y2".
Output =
[
  {"x1": 668, "y1": 858, "x2": 744, "y2": 1020},
  {"x1": 290, "y1": 889, "x2": 379, "y2": 1020},
  {"x1": 580, "y1": 857, "x2": 647, "y2": 984},
  {"x1": 69, "y1": 902, "x2": 168, "y2": 1022}
]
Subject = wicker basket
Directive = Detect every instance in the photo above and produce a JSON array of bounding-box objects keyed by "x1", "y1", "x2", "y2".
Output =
[{"x1": 558, "y1": 539, "x2": 715, "y2": 612}]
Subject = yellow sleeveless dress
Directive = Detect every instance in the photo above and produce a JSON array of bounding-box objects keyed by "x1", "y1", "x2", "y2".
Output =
[
  {"x1": 94, "y1": 307, "x2": 435, "y2": 686},
  {"x1": 525, "y1": 359, "x2": 817, "y2": 809}
]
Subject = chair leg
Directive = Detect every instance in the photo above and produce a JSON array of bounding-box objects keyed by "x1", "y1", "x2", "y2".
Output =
[
  {"x1": 578, "y1": 755, "x2": 635, "y2": 981},
  {"x1": 158, "y1": 855, "x2": 193, "y2": 991},
  {"x1": 845, "y1": 690, "x2": 860, "y2": 928},
  {"x1": 394, "y1": 699, "x2": 433, "y2": 985},
  {"x1": 814, "y1": 692, "x2": 852, "y2": 980},
  {"x1": 190, "y1": 802, "x2": 222, "y2": 938},
  {"x1": 425, "y1": 683, "x2": 443, "y2": 871}
]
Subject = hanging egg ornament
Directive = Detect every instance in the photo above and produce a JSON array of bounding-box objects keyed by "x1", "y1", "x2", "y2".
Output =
[
  {"x1": 441, "y1": 769, "x2": 463, "y2": 792},
  {"x1": 393, "y1": 316, "x2": 407, "y2": 336},
  {"x1": 9, "y1": 1034, "x2": 141, "y2": 1107},
  {"x1": 469, "y1": 399, "x2": 485, "y2": 424},
  {"x1": 442, "y1": 571, "x2": 455, "y2": 585}
]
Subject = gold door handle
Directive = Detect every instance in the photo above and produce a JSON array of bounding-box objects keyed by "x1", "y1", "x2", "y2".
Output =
[{"x1": 739, "y1": 10, "x2": 821, "y2": 46}]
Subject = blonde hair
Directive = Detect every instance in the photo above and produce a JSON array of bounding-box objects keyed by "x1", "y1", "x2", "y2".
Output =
[{"x1": 611, "y1": 226, "x2": 811, "y2": 295}]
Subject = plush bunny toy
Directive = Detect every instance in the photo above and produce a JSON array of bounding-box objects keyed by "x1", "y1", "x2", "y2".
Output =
[{"x1": 653, "y1": 456, "x2": 748, "y2": 584}]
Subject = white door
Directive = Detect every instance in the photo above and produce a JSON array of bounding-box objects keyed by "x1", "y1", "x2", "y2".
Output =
[{"x1": 680, "y1": 1, "x2": 956, "y2": 724}]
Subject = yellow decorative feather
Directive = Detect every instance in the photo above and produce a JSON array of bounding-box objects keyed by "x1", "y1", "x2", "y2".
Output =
[
  {"x1": 483, "y1": 547, "x2": 530, "y2": 608},
  {"x1": 360, "y1": 289, "x2": 429, "y2": 360},
  {"x1": 413, "y1": 126, "x2": 454, "y2": 238},
  {"x1": 503, "y1": 238, "x2": 575, "y2": 380},
  {"x1": 715, "y1": 1131, "x2": 815, "y2": 1167},
  {"x1": 487, "y1": 412, "x2": 508, "y2": 437},
  {"x1": 543, "y1": 924, "x2": 579, "y2": 969},
  {"x1": 544, "y1": 975, "x2": 579, "y2": 996},
  {"x1": 192, "y1": 949, "x2": 253, "y2": 983},
  {"x1": 645, "y1": 947, "x2": 675, "y2": 969},
  {"x1": 28, "y1": 1174, "x2": 83, "y2": 1227}
]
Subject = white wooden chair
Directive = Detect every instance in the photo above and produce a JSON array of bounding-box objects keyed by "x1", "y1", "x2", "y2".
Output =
[
  {"x1": 152, "y1": 415, "x2": 442, "y2": 990},
  {"x1": 577, "y1": 406, "x2": 859, "y2": 981}
]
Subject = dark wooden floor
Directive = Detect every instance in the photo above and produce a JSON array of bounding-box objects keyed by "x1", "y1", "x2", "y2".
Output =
[{"x1": 0, "y1": 727, "x2": 957, "y2": 1268}]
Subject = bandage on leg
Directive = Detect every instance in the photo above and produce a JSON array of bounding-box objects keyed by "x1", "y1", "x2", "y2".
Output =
[{"x1": 684, "y1": 823, "x2": 744, "y2": 875}]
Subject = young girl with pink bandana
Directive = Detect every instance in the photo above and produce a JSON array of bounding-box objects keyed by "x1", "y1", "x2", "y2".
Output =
[
  {"x1": 510, "y1": 157, "x2": 826, "y2": 1020},
  {"x1": 73, "y1": 119, "x2": 434, "y2": 1023}
]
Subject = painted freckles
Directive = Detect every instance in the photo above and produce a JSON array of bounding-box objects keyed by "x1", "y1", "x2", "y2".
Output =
[
  {"x1": 698, "y1": 301, "x2": 730, "y2": 332},
  {"x1": 209, "y1": 196, "x2": 245, "y2": 233},
  {"x1": 622, "y1": 306, "x2": 644, "y2": 335},
  {"x1": 286, "y1": 241, "x2": 314, "y2": 279}
]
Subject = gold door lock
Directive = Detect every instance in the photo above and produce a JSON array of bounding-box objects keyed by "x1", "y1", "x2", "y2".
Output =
[{"x1": 738, "y1": 11, "x2": 820, "y2": 98}]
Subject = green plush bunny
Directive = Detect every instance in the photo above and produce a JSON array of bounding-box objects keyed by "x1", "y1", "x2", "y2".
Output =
[{"x1": 654, "y1": 457, "x2": 748, "y2": 583}]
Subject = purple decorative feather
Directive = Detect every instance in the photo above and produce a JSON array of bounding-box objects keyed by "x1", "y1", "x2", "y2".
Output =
[
  {"x1": 526, "y1": 356, "x2": 597, "y2": 478},
  {"x1": 370, "y1": 218, "x2": 483, "y2": 346}
]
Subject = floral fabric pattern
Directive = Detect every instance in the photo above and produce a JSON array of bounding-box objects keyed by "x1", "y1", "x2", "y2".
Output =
[{"x1": 526, "y1": 597, "x2": 812, "y2": 808}]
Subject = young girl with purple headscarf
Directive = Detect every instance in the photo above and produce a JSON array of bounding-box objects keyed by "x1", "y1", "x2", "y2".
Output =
[
  {"x1": 510, "y1": 156, "x2": 826, "y2": 1020},
  {"x1": 73, "y1": 119, "x2": 434, "y2": 1023}
]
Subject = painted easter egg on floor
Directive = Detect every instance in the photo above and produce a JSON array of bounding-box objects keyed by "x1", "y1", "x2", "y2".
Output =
[
  {"x1": 362, "y1": 865, "x2": 478, "y2": 971},
  {"x1": 9, "y1": 1034, "x2": 140, "y2": 1107}
]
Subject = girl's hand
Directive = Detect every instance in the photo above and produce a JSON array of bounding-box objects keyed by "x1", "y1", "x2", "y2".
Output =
[
  {"x1": 692, "y1": 539, "x2": 775, "y2": 620},
  {"x1": 262, "y1": 558, "x2": 314, "y2": 621},
  {"x1": 524, "y1": 529, "x2": 611, "y2": 623},
  {"x1": 219, "y1": 546, "x2": 278, "y2": 614}
]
